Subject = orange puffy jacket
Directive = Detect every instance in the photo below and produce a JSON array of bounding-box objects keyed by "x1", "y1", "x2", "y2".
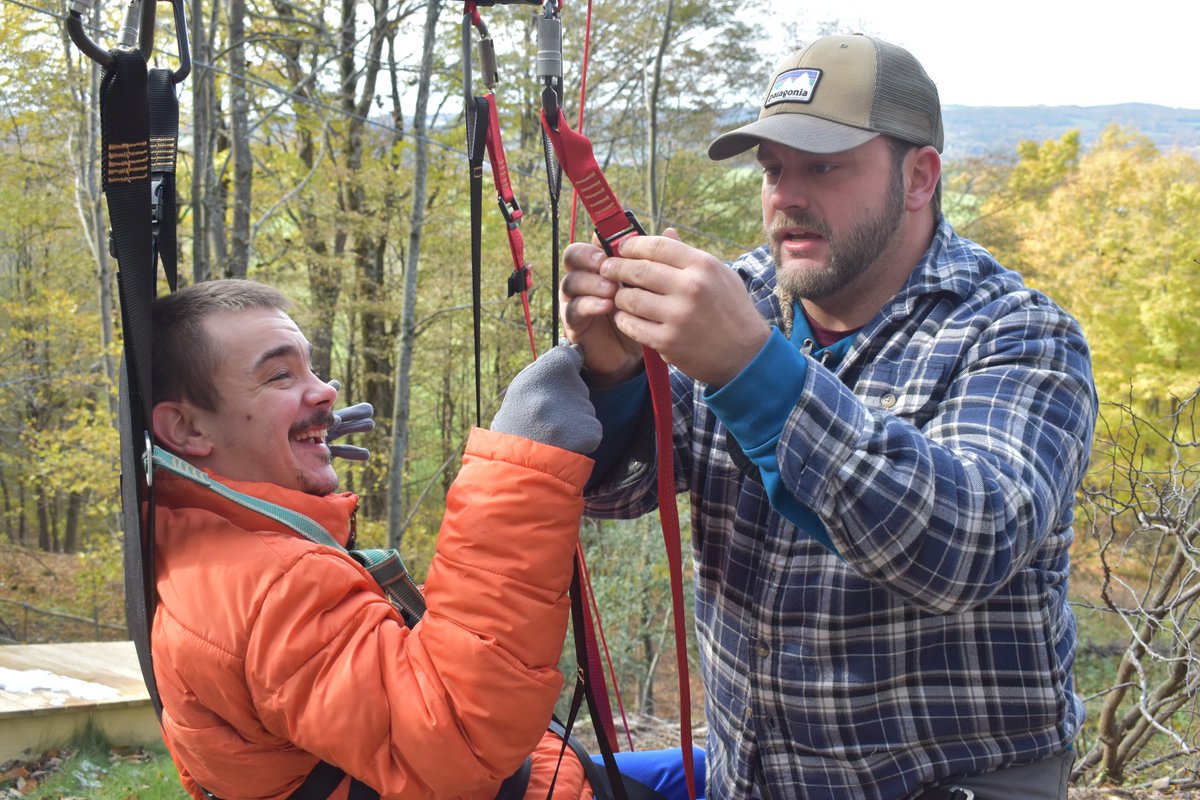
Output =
[{"x1": 152, "y1": 428, "x2": 594, "y2": 800}]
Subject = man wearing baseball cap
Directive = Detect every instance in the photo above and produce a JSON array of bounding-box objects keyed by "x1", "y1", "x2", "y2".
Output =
[{"x1": 561, "y1": 34, "x2": 1095, "y2": 800}]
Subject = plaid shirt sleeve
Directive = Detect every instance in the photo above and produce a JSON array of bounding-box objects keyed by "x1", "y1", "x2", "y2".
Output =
[{"x1": 785, "y1": 281, "x2": 1096, "y2": 614}]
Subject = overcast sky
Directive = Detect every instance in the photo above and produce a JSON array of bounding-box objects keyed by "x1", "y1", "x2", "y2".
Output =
[{"x1": 759, "y1": 0, "x2": 1199, "y2": 109}]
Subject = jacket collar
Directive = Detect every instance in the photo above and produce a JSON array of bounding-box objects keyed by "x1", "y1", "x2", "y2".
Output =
[{"x1": 155, "y1": 468, "x2": 359, "y2": 548}]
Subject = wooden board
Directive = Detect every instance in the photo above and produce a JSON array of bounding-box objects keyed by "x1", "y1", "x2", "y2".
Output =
[{"x1": 0, "y1": 641, "x2": 159, "y2": 761}]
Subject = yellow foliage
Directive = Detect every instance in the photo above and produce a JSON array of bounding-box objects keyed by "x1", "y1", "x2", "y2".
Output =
[{"x1": 972, "y1": 125, "x2": 1200, "y2": 409}]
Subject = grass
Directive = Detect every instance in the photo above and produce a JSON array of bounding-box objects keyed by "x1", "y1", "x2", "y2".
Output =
[{"x1": 1, "y1": 722, "x2": 186, "y2": 800}]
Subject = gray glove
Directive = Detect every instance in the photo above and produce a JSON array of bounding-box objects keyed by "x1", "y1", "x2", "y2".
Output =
[
  {"x1": 490, "y1": 343, "x2": 602, "y2": 455},
  {"x1": 327, "y1": 380, "x2": 375, "y2": 462}
]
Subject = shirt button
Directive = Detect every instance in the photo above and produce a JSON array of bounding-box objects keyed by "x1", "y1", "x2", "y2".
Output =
[
  {"x1": 756, "y1": 643, "x2": 770, "y2": 659},
  {"x1": 743, "y1": 706, "x2": 753, "y2": 720},
  {"x1": 880, "y1": 393, "x2": 897, "y2": 409}
]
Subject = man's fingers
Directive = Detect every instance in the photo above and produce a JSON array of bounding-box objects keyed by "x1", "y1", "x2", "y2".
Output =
[
  {"x1": 561, "y1": 293, "x2": 616, "y2": 330},
  {"x1": 600, "y1": 254, "x2": 677, "y2": 297},
  {"x1": 560, "y1": 268, "x2": 618, "y2": 302},
  {"x1": 605, "y1": 232, "x2": 693, "y2": 269},
  {"x1": 563, "y1": 241, "x2": 606, "y2": 274},
  {"x1": 611, "y1": 305, "x2": 669, "y2": 354}
]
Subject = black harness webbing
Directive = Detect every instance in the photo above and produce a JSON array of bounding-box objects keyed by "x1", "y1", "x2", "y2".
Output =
[
  {"x1": 567, "y1": 563, "x2": 627, "y2": 798},
  {"x1": 101, "y1": 46, "x2": 162, "y2": 724},
  {"x1": 147, "y1": 66, "x2": 179, "y2": 287},
  {"x1": 466, "y1": 93, "x2": 490, "y2": 426}
]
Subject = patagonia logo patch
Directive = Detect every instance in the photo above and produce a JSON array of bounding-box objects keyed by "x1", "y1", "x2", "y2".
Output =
[{"x1": 765, "y1": 68, "x2": 821, "y2": 106}]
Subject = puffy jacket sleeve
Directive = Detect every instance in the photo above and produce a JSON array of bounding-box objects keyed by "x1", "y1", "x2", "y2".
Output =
[{"x1": 245, "y1": 428, "x2": 592, "y2": 799}]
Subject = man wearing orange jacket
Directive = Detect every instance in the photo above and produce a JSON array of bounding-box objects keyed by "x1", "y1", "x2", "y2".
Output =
[{"x1": 147, "y1": 278, "x2": 608, "y2": 800}]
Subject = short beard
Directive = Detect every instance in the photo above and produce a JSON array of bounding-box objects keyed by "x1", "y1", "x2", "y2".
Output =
[
  {"x1": 298, "y1": 469, "x2": 339, "y2": 497},
  {"x1": 768, "y1": 156, "x2": 906, "y2": 302}
]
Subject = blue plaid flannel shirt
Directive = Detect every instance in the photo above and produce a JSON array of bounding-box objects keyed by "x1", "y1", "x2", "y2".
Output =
[{"x1": 585, "y1": 220, "x2": 1097, "y2": 800}]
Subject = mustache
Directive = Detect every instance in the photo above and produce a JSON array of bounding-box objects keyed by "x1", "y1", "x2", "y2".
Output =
[
  {"x1": 290, "y1": 410, "x2": 336, "y2": 438},
  {"x1": 767, "y1": 212, "x2": 832, "y2": 239}
]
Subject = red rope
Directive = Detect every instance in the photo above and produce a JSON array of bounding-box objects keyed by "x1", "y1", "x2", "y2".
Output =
[
  {"x1": 567, "y1": 0, "x2": 593, "y2": 243},
  {"x1": 577, "y1": 539, "x2": 635, "y2": 752}
]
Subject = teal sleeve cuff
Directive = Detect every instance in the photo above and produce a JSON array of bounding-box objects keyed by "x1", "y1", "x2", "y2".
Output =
[
  {"x1": 704, "y1": 329, "x2": 841, "y2": 558},
  {"x1": 705, "y1": 327, "x2": 807, "y2": 449},
  {"x1": 587, "y1": 370, "x2": 649, "y2": 486}
]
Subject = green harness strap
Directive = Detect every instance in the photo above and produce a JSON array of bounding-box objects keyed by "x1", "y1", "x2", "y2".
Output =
[{"x1": 150, "y1": 446, "x2": 427, "y2": 626}]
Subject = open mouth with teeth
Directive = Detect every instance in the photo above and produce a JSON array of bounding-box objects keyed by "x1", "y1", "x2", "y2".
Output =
[{"x1": 290, "y1": 428, "x2": 329, "y2": 447}]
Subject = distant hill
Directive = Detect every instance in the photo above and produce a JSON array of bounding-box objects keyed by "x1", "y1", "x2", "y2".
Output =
[{"x1": 941, "y1": 103, "x2": 1200, "y2": 162}]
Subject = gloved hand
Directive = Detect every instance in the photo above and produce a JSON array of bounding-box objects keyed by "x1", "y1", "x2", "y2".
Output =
[
  {"x1": 328, "y1": 380, "x2": 375, "y2": 462},
  {"x1": 490, "y1": 343, "x2": 602, "y2": 455}
]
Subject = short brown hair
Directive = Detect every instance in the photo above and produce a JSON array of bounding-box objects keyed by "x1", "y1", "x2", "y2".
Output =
[{"x1": 151, "y1": 279, "x2": 290, "y2": 411}]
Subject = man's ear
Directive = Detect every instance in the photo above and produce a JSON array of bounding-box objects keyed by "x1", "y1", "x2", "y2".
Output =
[
  {"x1": 152, "y1": 401, "x2": 214, "y2": 458},
  {"x1": 904, "y1": 145, "x2": 942, "y2": 213}
]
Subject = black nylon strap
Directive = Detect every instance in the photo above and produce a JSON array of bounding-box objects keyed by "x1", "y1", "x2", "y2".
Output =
[
  {"x1": 103, "y1": 51, "x2": 154, "y2": 409},
  {"x1": 102, "y1": 48, "x2": 162, "y2": 722},
  {"x1": 466, "y1": 95, "x2": 489, "y2": 427},
  {"x1": 546, "y1": 672, "x2": 590, "y2": 800},
  {"x1": 547, "y1": 718, "x2": 669, "y2": 800},
  {"x1": 202, "y1": 760, "x2": 381, "y2": 800},
  {"x1": 538, "y1": 124, "x2": 563, "y2": 348},
  {"x1": 147, "y1": 67, "x2": 179, "y2": 291},
  {"x1": 118, "y1": 358, "x2": 159, "y2": 718},
  {"x1": 282, "y1": 760, "x2": 345, "y2": 800},
  {"x1": 346, "y1": 778, "x2": 382, "y2": 799},
  {"x1": 493, "y1": 757, "x2": 532, "y2": 800}
]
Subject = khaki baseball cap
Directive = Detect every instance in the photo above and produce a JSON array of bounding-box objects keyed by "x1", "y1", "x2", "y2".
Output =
[{"x1": 708, "y1": 34, "x2": 943, "y2": 159}]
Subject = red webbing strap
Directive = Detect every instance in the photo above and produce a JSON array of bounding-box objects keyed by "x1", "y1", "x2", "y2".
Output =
[
  {"x1": 482, "y1": 93, "x2": 537, "y2": 359},
  {"x1": 541, "y1": 109, "x2": 644, "y2": 254},
  {"x1": 540, "y1": 106, "x2": 697, "y2": 800}
]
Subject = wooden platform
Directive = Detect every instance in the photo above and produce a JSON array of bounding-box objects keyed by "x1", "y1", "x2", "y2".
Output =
[{"x1": 0, "y1": 641, "x2": 159, "y2": 762}]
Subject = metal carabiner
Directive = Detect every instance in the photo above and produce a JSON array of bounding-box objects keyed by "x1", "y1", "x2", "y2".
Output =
[
  {"x1": 67, "y1": 0, "x2": 191, "y2": 84},
  {"x1": 537, "y1": 0, "x2": 562, "y2": 126},
  {"x1": 163, "y1": 0, "x2": 191, "y2": 83}
]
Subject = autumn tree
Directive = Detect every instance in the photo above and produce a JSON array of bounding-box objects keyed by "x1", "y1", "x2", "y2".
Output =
[{"x1": 0, "y1": 3, "x2": 120, "y2": 555}]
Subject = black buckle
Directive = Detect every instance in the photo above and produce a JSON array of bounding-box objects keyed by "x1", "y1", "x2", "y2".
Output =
[
  {"x1": 597, "y1": 210, "x2": 646, "y2": 256},
  {"x1": 507, "y1": 265, "x2": 532, "y2": 297},
  {"x1": 497, "y1": 194, "x2": 523, "y2": 228}
]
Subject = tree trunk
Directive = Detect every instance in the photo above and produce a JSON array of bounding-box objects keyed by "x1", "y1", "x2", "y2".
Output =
[
  {"x1": 0, "y1": 475, "x2": 13, "y2": 543},
  {"x1": 190, "y1": 0, "x2": 213, "y2": 283},
  {"x1": 227, "y1": 0, "x2": 252, "y2": 277},
  {"x1": 36, "y1": 488, "x2": 50, "y2": 552},
  {"x1": 387, "y1": 0, "x2": 442, "y2": 549},
  {"x1": 63, "y1": 492, "x2": 83, "y2": 554},
  {"x1": 644, "y1": 0, "x2": 675, "y2": 232},
  {"x1": 64, "y1": 18, "x2": 117, "y2": 408}
]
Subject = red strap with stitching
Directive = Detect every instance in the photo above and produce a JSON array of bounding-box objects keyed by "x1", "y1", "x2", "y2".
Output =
[{"x1": 482, "y1": 93, "x2": 537, "y2": 358}]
